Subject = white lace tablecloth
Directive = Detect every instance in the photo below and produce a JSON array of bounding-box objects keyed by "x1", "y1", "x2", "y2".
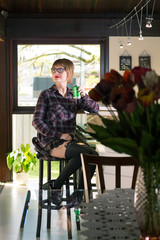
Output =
[{"x1": 80, "y1": 188, "x2": 141, "y2": 240}]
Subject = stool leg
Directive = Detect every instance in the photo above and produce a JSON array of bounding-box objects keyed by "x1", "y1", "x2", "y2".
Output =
[
  {"x1": 36, "y1": 159, "x2": 43, "y2": 237},
  {"x1": 47, "y1": 159, "x2": 51, "y2": 181},
  {"x1": 76, "y1": 218, "x2": 81, "y2": 231},
  {"x1": 64, "y1": 160, "x2": 70, "y2": 198},
  {"x1": 73, "y1": 172, "x2": 77, "y2": 190},
  {"x1": 66, "y1": 178, "x2": 70, "y2": 198},
  {"x1": 67, "y1": 208, "x2": 72, "y2": 239},
  {"x1": 47, "y1": 160, "x2": 51, "y2": 229},
  {"x1": 36, "y1": 205, "x2": 42, "y2": 237}
]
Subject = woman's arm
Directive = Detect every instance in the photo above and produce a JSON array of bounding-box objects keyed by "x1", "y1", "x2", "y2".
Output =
[
  {"x1": 32, "y1": 92, "x2": 62, "y2": 139},
  {"x1": 77, "y1": 88, "x2": 99, "y2": 113}
]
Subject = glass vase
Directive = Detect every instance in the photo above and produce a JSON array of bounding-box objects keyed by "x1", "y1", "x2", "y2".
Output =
[{"x1": 134, "y1": 167, "x2": 160, "y2": 240}]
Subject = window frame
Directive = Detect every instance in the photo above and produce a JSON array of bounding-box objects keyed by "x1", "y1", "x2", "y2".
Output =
[{"x1": 12, "y1": 38, "x2": 106, "y2": 114}]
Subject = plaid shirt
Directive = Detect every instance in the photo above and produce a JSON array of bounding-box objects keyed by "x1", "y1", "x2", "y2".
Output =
[{"x1": 32, "y1": 85, "x2": 99, "y2": 147}]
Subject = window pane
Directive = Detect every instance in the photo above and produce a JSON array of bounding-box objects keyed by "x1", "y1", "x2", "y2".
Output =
[{"x1": 17, "y1": 44, "x2": 100, "y2": 106}]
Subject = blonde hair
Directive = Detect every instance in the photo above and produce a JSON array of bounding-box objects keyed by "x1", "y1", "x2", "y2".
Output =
[{"x1": 52, "y1": 58, "x2": 74, "y2": 84}]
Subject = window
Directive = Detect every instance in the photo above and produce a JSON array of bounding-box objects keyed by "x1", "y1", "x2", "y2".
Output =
[{"x1": 13, "y1": 43, "x2": 102, "y2": 113}]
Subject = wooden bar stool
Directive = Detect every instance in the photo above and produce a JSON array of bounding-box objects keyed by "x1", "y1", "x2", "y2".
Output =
[{"x1": 32, "y1": 137, "x2": 78, "y2": 239}]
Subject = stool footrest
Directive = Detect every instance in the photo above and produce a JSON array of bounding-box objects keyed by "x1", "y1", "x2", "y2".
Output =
[
  {"x1": 39, "y1": 199, "x2": 63, "y2": 210},
  {"x1": 40, "y1": 204, "x2": 62, "y2": 210}
]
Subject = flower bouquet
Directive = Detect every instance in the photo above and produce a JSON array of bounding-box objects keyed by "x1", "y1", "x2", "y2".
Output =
[{"x1": 88, "y1": 66, "x2": 160, "y2": 239}]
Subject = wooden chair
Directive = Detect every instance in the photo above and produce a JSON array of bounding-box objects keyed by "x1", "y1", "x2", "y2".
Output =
[{"x1": 81, "y1": 153, "x2": 139, "y2": 203}]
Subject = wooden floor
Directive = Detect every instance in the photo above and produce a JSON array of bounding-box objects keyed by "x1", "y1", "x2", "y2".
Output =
[{"x1": 0, "y1": 181, "x2": 86, "y2": 240}]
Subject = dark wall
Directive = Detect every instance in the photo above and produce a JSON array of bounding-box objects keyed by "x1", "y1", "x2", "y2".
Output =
[
  {"x1": 0, "y1": 15, "x2": 12, "y2": 182},
  {"x1": 0, "y1": 15, "x2": 5, "y2": 40},
  {"x1": 6, "y1": 16, "x2": 160, "y2": 38}
]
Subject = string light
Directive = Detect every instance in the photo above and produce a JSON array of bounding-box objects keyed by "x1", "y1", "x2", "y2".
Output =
[
  {"x1": 145, "y1": 0, "x2": 156, "y2": 28},
  {"x1": 116, "y1": 26, "x2": 124, "y2": 48},
  {"x1": 135, "y1": 7, "x2": 144, "y2": 40},
  {"x1": 127, "y1": 17, "x2": 132, "y2": 46},
  {"x1": 125, "y1": 20, "x2": 132, "y2": 46},
  {"x1": 109, "y1": 0, "x2": 154, "y2": 44},
  {"x1": 109, "y1": 0, "x2": 150, "y2": 29}
]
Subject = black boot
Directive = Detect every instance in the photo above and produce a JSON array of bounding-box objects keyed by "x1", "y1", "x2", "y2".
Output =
[
  {"x1": 43, "y1": 180, "x2": 62, "y2": 206},
  {"x1": 66, "y1": 190, "x2": 84, "y2": 208}
]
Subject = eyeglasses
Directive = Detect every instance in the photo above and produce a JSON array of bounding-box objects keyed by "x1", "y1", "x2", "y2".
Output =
[{"x1": 51, "y1": 67, "x2": 66, "y2": 74}]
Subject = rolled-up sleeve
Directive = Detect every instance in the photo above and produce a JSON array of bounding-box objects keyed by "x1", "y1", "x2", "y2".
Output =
[{"x1": 77, "y1": 94, "x2": 99, "y2": 113}]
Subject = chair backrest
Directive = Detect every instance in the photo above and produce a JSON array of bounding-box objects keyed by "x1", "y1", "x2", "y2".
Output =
[{"x1": 80, "y1": 153, "x2": 139, "y2": 202}]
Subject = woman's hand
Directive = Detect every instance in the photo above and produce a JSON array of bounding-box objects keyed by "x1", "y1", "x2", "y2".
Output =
[
  {"x1": 60, "y1": 133, "x2": 72, "y2": 141},
  {"x1": 78, "y1": 86, "x2": 85, "y2": 98}
]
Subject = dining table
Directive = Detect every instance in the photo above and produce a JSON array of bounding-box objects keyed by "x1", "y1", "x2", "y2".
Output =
[
  {"x1": 80, "y1": 188, "x2": 141, "y2": 240},
  {"x1": 95, "y1": 144, "x2": 135, "y2": 190}
]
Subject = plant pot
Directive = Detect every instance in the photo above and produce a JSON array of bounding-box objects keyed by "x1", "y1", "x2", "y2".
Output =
[
  {"x1": 14, "y1": 172, "x2": 28, "y2": 185},
  {"x1": 134, "y1": 167, "x2": 160, "y2": 239}
]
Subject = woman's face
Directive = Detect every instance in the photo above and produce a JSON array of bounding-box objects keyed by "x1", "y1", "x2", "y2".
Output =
[{"x1": 51, "y1": 65, "x2": 68, "y2": 84}]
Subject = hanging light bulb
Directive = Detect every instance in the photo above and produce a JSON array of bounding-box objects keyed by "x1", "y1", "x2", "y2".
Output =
[
  {"x1": 139, "y1": 31, "x2": 144, "y2": 40},
  {"x1": 146, "y1": 20, "x2": 152, "y2": 28},
  {"x1": 145, "y1": 18, "x2": 153, "y2": 28},
  {"x1": 127, "y1": 39, "x2": 131, "y2": 46},
  {"x1": 120, "y1": 42, "x2": 123, "y2": 48},
  {"x1": 139, "y1": 34, "x2": 144, "y2": 40},
  {"x1": 145, "y1": 0, "x2": 156, "y2": 28}
]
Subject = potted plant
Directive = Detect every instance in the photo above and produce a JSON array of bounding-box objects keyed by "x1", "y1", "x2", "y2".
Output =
[{"x1": 7, "y1": 143, "x2": 38, "y2": 185}]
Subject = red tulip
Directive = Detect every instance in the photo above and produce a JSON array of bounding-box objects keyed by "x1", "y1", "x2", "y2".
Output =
[
  {"x1": 104, "y1": 69, "x2": 123, "y2": 84},
  {"x1": 123, "y1": 70, "x2": 131, "y2": 82},
  {"x1": 88, "y1": 88, "x2": 103, "y2": 102},
  {"x1": 130, "y1": 66, "x2": 152, "y2": 86},
  {"x1": 96, "y1": 79, "x2": 112, "y2": 97},
  {"x1": 110, "y1": 87, "x2": 135, "y2": 111}
]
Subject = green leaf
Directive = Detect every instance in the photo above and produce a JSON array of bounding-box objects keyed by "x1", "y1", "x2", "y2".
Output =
[
  {"x1": 139, "y1": 131, "x2": 155, "y2": 157},
  {"x1": 88, "y1": 122, "x2": 139, "y2": 160},
  {"x1": 7, "y1": 155, "x2": 14, "y2": 170},
  {"x1": 97, "y1": 137, "x2": 139, "y2": 160},
  {"x1": 17, "y1": 153, "x2": 22, "y2": 158},
  {"x1": 88, "y1": 123, "x2": 112, "y2": 139},
  {"x1": 22, "y1": 163, "x2": 30, "y2": 173},
  {"x1": 154, "y1": 149, "x2": 160, "y2": 160},
  {"x1": 13, "y1": 163, "x2": 22, "y2": 173},
  {"x1": 99, "y1": 116, "x2": 123, "y2": 137},
  {"x1": 21, "y1": 143, "x2": 30, "y2": 156},
  {"x1": 20, "y1": 144, "x2": 25, "y2": 152}
]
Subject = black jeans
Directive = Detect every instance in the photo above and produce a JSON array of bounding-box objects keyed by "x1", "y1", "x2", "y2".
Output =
[{"x1": 53, "y1": 140, "x2": 98, "y2": 190}]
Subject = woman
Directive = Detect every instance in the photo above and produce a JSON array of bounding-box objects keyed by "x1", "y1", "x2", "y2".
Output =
[{"x1": 32, "y1": 58, "x2": 99, "y2": 208}]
